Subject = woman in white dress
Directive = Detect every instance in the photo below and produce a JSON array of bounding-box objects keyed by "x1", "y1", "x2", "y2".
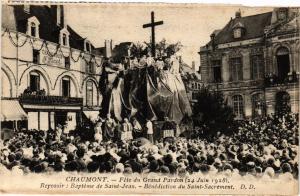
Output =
[
  {"x1": 122, "y1": 118, "x2": 133, "y2": 141},
  {"x1": 94, "y1": 122, "x2": 103, "y2": 143}
]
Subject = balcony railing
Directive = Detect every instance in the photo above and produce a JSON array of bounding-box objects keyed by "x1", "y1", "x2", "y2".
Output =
[
  {"x1": 19, "y1": 94, "x2": 83, "y2": 106},
  {"x1": 209, "y1": 79, "x2": 265, "y2": 90},
  {"x1": 265, "y1": 72, "x2": 299, "y2": 87}
]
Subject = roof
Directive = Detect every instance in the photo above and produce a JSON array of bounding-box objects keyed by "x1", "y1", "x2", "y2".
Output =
[
  {"x1": 212, "y1": 12, "x2": 272, "y2": 45},
  {"x1": 181, "y1": 63, "x2": 201, "y2": 81},
  {"x1": 212, "y1": 29, "x2": 221, "y2": 36},
  {"x1": 2, "y1": 5, "x2": 96, "y2": 52}
]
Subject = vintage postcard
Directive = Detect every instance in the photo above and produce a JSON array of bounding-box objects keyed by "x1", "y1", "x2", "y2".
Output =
[{"x1": 0, "y1": 1, "x2": 299, "y2": 195}]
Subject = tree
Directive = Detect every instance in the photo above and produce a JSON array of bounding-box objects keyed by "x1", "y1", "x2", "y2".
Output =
[{"x1": 192, "y1": 86, "x2": 235, "y2": 138}]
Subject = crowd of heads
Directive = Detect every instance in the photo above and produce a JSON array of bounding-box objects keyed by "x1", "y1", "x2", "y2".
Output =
[{"x1": 0, "y1": 113, "x2": 298, "y2": 179}]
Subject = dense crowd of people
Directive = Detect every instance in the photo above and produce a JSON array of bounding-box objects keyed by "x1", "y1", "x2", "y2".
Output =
[{"x1": 0, "y1": 113, "x2": 298, "y2": 179}]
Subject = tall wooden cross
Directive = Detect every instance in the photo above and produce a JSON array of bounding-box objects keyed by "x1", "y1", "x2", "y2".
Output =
[{"x1": 143, "y1": 11, "x2": 163, "y2": 57}]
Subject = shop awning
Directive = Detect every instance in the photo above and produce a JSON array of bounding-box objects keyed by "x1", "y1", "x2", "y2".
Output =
[
  {"x1": 1, "y1": 100, "x2": 28, "y2": 121},
  {"x1": 83, "y1": 111, "x2": 99, "y2": 122}
]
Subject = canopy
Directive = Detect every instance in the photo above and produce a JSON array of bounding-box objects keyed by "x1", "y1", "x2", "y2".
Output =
[{"x1": 1, "y1": 100, "x2": 28, "y2": 121}]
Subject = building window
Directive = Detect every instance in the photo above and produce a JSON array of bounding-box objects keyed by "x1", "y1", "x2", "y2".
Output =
[
  {"x1": 62, "y1": 34, "x2": 67, "y2": 46},
  {"x1": 86, "y1": 43, "x2": 91, "y2": 52},
  {"x1": 233, "y1": 28, "x2": 242, "y2": 38},
  {"x1": 252, "y1": 93, "x2": 263, "y2": 117},
  {"x1": 232, "y1": 95, "x2": 244, "y2": 118},
  {"x1": 84, "y1": 40, "x2": 91, "y2": 53},
  {"x1": 33, "y1": 49, "x2": 39, "y2": 64},
  {"x1": 59, "y1": 28, "x2": 70, "y2": 47},
  {"x1": 212, "y1": 60, "x2": 222, "y2": 82},
  {"x1": 86, "y1": 81, "x2": 93, "y2": 107},
  {"x1": 30, "y1": 72, "x2": 40, "y2": 92},
  {"x1": 27, "y1": 16, "x2": 40, "y2": 38},
  {"x1": 230, "y1": 57, "x2": 243, "y2": 81},
  {"x1": 86, "y1": 62, "x2": 94, "y2": 74},
  {"x1": 251, "y1": 55, "x2": 264, "y2": 80},
  {"x1": 65, "y1": 57, "x2": 70, "y2": 69},
  {"x1": 31, "y1": 22, "x2": 36, "y2": 37},
  {"x1": 24, "y1": 5, "x2": 30, "y2": 13},
  {"x1": 62, "y1": 77, "x2": 70, "y2": 97},
  {"x1": 276, "y1": 47, "x2": 290, "y2": 83},
  {"x1": 192, "y1": 92, "x2": 198, "y2": 100}
]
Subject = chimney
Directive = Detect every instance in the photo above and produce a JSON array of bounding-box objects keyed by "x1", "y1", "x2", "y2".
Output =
[
  {"x1": 51, "y1": 5, "x2": 64, "y2": 27},
  {"x1": 110, "y1": 40, "x2": 114, "y2": 52},
  {"x1": 210, "y1": 33, "x2": 216, "y2": 50},
  {"x1": 105, "y1": 40, "x2": 112, "y2": 58},
  {"x1": 192, "y1": 61, "x2": 196, "y2": 71},
  {"x1": 235, "y1": 9, "x2": 241, "y2": 18}
]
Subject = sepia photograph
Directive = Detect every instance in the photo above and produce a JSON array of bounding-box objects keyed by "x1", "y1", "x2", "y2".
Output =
[{"x1": 0, "y1": 2, "x2": 299, "y2": 195}]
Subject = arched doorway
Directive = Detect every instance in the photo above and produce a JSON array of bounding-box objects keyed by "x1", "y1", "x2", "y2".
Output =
[
  {"x1": 275, "y1": 91, "x2": 291, "y2": 116},
  {"x1": 276, "y1": 47, "x2": 290, "y2": 82}
]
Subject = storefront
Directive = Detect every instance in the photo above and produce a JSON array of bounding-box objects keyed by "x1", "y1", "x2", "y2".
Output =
[{"x1": 19, "y1": 95, "x2": 83, "y2": 131}]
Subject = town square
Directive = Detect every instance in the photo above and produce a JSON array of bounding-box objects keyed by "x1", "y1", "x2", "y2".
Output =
[{"x1": 0, "y1": 4, "x2": 299, "y2": 193}]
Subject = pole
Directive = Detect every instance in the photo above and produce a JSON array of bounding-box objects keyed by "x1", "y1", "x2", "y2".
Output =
[{"x1": 151, "y1": 11, "x2": 155, "y2": 57}]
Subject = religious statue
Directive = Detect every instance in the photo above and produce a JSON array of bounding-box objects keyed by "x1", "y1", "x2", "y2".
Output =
[
  {"x1": 94, "y1": 121, "x2": 103, "y2": 143},
  {"x1": 170, "y1": 53, "x2": 180, "y2": 74},
  {"x1": 104, "y1": 114, "x2": 116, "y2": 141}
]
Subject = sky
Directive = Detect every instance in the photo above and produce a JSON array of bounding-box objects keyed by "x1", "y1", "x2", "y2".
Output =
[{"x1": 64, "y1": 4, "x2": 273, "y2": 69}]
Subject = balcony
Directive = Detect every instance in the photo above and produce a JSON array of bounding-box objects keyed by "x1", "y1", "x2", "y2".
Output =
[
  {"x1": 209, "y1": 79, "x2": 265, "y2": 90},
  {"x1": 265, "y1": 72, "x2": 299, "y2": 87},
  {"x1": 19, "y1": 94, "x2": 83, "y2": 106}
]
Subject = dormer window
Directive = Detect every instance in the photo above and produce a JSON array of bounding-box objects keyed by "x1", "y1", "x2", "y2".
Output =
[
  {"x1": 278, "y1": 8, "x2": 288, "y2": 21},
  {"x1": 233, "y1": 28, "x2": 242, "y2": 38},
  {"x1": 84, "y1": 39, "x2": 92, "y2": 53},
  {"x1": 59, "y1": 28, "x2": 70, "y2": 46},
  {"x1": 232, "y1": 22, "x2": 245, "y2": 39},
  {"x1": 26, "y1": 16, "x2": 40, "y2": 38}
]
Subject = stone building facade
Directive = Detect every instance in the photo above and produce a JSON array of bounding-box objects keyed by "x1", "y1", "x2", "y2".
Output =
[
  {"x1": 181, "y1": 63, "x2": 202, "y2": 105},
  {"x1": 199, "y1": 8, "x2": 299, "y2": 119},
  {"x1": 1, "y1": 5, "x2": 103, "y2": 130}
]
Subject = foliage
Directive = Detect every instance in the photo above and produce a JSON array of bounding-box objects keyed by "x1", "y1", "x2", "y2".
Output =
[
  {"x1": 192, "y1": 86, "x2": 235, "y2": 137},
  {"x1": 130, "y1": 42, "x2": 147, "y2": 58},
  {"x1": 144, "y1": 38, "x2": 183, "y2": 57}
]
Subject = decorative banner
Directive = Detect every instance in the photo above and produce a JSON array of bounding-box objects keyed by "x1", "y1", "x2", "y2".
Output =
[{"x1": 40, "y1": 48, "x2": 64, "y2": 67}]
